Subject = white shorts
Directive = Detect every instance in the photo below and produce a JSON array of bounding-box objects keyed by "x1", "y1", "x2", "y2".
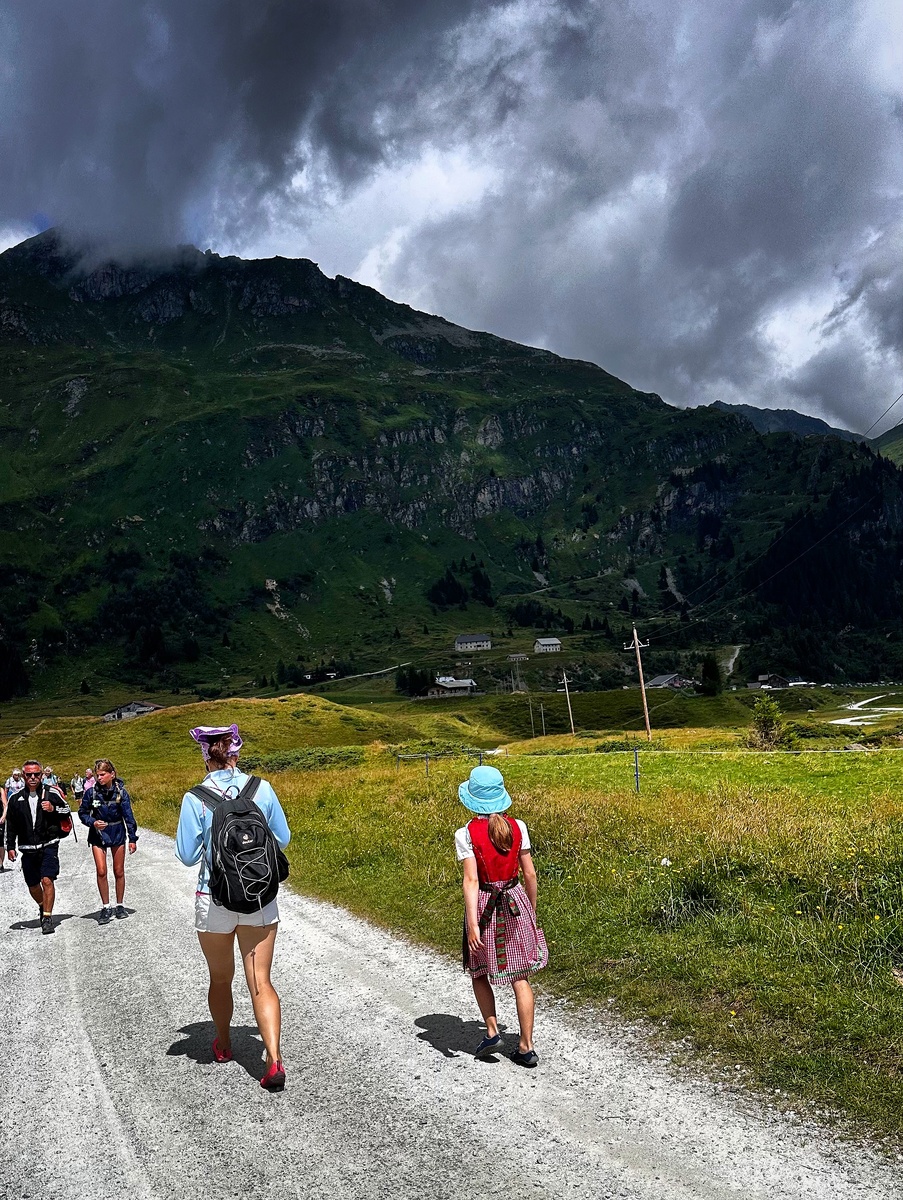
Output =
[{"x1": 194, "y1": 891, "x2": 280, "y2": 934}]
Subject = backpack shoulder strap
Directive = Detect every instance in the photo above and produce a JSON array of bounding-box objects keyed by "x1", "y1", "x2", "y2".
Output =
[
  {"x1": 237, "y1": 775, "x2": 262, "y2": 804},
  {"x1": 188, "y1": 784, "x2": 225, "y2": 811}
]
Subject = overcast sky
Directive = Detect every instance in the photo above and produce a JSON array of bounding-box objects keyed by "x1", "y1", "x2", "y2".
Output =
[{"x1": 1, "y1": 0, "x2": 900, "y2": 433}]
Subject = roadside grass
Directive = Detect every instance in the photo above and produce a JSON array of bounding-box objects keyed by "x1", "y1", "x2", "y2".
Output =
[{"x1": 124, "y1": 748, "x2": 903, "y2": 1140}]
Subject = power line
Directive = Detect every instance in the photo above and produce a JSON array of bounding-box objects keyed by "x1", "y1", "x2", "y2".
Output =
[{"x1": 864, "y1": 390, "x2": 903, "y2": 439}]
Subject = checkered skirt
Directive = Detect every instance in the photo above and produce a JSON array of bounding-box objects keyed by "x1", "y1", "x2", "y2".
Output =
[{"x1": 465, "y1": 880, "x2": 548, "y2": 984}]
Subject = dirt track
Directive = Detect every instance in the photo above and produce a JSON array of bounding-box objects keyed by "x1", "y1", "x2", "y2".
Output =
[{"x1": 0, "y1": 831, "x2": 898, "y2": 1200}]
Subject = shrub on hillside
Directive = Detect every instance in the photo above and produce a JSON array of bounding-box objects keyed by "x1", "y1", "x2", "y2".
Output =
[
  {"x1": 242, "y1": 747, "x2": 365, "y2": 772},
  {"x1": 746, "y1": 694, "x2": 796, "y2": 749}
]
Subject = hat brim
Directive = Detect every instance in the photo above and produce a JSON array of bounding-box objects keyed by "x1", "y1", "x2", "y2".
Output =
[{"x1": 458, "y1": 781, "x2": 512, "y2": 814}]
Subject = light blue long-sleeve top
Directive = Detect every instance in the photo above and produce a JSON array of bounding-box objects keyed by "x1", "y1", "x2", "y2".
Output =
[{"x1": 174, "y1": 768, "x2": 291, "y2": 894}]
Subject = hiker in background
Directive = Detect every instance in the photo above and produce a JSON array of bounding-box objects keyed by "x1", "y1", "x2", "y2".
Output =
[
  {"x1": 78, "y1": 758, "x2": 138, "y2": 924},
  {"x1": 71, "y1": 772, "x2": 85, "y2": 802},
  {"x1": 83, "y1": 767, "x2": 95, "y2": 796},
  {"x1": 2, "y1": 769, "x2": 22, "y2": 870},
  {"x1": 455, "y1": 765, "x2": 547, "y2": 1068},
  {"x1": 175, "y1": 724, "x2": 291, "y2": 1092},
  {"x1": 5, "y1": 759, "x2": 72, "y2": 933},
  {"x1": 0, "y1": 779, "x2": 6, "y2": 872}
]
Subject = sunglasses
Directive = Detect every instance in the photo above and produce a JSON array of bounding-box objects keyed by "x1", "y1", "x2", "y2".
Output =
[{"x1": 23, "y1": 771, "x2": 41, "y2": 778}]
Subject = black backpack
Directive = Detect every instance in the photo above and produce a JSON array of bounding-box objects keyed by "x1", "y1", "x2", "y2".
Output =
[
  {"x1": 189, "y1": 775, "x2": 289, "y2": 913},
  {"x1": 42, "y1": 785, "x2": 75, "y2": 842}
]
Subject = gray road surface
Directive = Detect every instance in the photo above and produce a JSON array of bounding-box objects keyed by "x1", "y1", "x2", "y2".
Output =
[{"x1": 0, "y1": 831, "x2": 898, "y2": 1200}]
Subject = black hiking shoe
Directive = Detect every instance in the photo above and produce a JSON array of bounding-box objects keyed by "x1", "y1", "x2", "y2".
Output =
[
  {"x1": 98, "y1": 907, "x2": 113, "y2": 925},
  {"x1": 510, "y1": 1048, "x2": 538, "y2": 1068},
  {"x1": 114, "y1": 905, "x2": 128, "y2": 919},
  {"x1": 40, "y1": 916, "x2": 53, "y2": 935}
]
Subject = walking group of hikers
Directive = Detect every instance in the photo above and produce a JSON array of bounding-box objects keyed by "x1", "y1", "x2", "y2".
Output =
[
  {"x1": 1, "y1": 724, "x2": 546, "y2": 1091},
  {"x1": 2, "y1": 758, "x2": 138, "y2": 926}
]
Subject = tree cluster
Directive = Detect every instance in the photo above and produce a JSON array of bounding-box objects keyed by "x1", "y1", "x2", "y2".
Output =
[
  {"x1": 395, "y1": 665, "x2": 434, "y2": 696},
  {"x1": 425, "y1": 559, "x2": 494, "y2": 608},
  {"x1": 505, "y1": 598, "x2": 575, "y2": 633}
]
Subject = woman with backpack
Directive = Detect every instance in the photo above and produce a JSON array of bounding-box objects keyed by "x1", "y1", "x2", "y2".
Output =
[
  {"x1": 456, "y1": 765, "x2": 547, "y2": 1067},
  {"x1": 175, "y1": 724, "x2": 291, "y2": 1092},
  {"x1": 78, "y1": 758, "x2": 139, "y2": 924}
]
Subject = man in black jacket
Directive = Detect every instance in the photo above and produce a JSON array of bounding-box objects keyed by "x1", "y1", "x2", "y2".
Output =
[{"x1": 5, "y1": 758, "x2": 71, "y2": 934}]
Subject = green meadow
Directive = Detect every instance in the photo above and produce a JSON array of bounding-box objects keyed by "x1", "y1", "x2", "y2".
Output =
[{"x1": 5, "y1": 688, "x2": 903, "y2": 1138}]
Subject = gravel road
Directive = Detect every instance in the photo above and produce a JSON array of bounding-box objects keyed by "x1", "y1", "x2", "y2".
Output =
[{"x1": 0, "y1": 831, "x2": 898, "y2": 1200}]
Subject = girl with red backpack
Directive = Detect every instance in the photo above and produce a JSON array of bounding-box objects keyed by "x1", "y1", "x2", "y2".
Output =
[{"x1": 455, "y1": 765, "x2": 547, "y2": 1067}]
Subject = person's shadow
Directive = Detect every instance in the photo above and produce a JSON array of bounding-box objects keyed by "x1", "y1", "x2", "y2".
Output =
[
  {"x1": 167, "y1": 1022, "x2": 267, "y2": 1081},
  {"x1": 414, "y1": 1014, "x2": 508, "y2": 1060},
  {"x1": 80, "y1": 908, "x2": 136, "y2": 924},
  {"x1": 9, "y1": 913, "x2": 74, "y2": 930}
]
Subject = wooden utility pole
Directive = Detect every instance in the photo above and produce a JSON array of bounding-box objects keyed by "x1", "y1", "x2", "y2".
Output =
[
  {"x1": 624, "y1": 624, "x2": 652, "y2": 742},
  {"x1": 561, "y1": 672, "x2": 573, "y2": 734},
  {"x1": 540, "y1": 702, "x2": 546, "y2": 737},
  {"x1": 528, "y1": 696, "x2": 536, "y2": 738}
]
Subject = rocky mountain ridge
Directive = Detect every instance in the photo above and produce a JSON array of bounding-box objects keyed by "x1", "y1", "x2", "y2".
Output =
[{"x1": 1, "y1": 229, "x2": 902, "y2": 698}]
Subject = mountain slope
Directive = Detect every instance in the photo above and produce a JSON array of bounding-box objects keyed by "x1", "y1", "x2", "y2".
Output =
[
  {"x1": 709, "y1": 401, "x2": 861, "y2": 442},
  {"x1": 1, "y1": 229, "x2": 902, "y2": 699},
  {"x1": 872, "y1": 420, "x2": 903, "y2": 465}
]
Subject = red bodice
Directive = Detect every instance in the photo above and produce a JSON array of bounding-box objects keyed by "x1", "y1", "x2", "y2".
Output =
[{"x1": 467, "y1": 816, "x2": 522, "y2": 884}]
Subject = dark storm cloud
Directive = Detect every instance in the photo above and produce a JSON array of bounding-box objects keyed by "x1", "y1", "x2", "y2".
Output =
[
  {"x1": 0, "y1": 0, "x2": 507, "y2": 251},
  {"x1": 380, "y1": 0, "x2": 902, "y2": 431},
  {"x1": 0, "y1": 0, "x2": 899, "y2": 429}
]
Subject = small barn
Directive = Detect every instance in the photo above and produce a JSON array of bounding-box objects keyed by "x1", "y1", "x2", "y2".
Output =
[
  {"x1": 427, "y1": 676, "x2": 478, "y2": 698},
  {"x1": 102, "y1": 700, "x2": 162, "y2": 723},
  {"x1": 748, "y1": 674, "x2": 791, "y2": 689},
  {"x1": 646, "y1": 673, "x2": 689, "y2": 689}
]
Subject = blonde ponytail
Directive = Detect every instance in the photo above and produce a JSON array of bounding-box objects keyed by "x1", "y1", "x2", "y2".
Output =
[{"x1": 487, "y1": 812, "x2": 513, "y2": 853}]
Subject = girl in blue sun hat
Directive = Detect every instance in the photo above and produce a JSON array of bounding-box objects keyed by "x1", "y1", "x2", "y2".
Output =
[{"x1": 455, "y1": 764, "x2": 547, "y2": 1067}]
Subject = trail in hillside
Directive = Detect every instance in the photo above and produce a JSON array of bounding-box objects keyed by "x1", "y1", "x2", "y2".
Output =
[
  {"x1": 723, "y1": 644, "x2": 743, "y2": 678},
  {"x1": 0, "y1": 717, "x2": 45, "y2": 755},
  {"x1": 0, "y1": 833, "x2": 898, "y2": 1200}
]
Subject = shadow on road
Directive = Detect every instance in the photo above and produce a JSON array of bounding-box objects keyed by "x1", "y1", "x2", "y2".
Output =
[
  {"x1": 167, "y1": 1022, "x2": 266, "y2": 1080},
  {"x1": 80, "y1": 907, "x2": 137, "y2": 924},
  {"x1": 9, "y1": 913, "x2": 75, "y2": 930},
  {"x1": 414, "y1": 1013, "x2": 508, "y2": 1060}
]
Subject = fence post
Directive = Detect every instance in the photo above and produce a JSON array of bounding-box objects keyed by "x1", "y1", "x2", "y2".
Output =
[
  {"x1": 634, "y1": 747, "x2": 640, "y2": 794},
  {"x1": 479, "y1": 750, "x2": 483, "y2": 766},
  {"x1": 425, "y1": 754, "x2": 430, "y2": 778}
]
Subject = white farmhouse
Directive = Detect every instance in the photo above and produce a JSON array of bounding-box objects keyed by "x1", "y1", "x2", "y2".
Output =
[
  {"x1": 454, "y1": 634, "x2": 492, "y2": 652},
  {"x1": 533, "y1": 637, "x2": 562, "y2": 653}
]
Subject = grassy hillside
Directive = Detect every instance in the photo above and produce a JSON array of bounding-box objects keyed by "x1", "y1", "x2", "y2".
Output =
[
  {"x1": 0, "y1": 693, "x2": 428, "y2": 775},
  {"x1": 3, "y1": 681, "x2": 897, "y2": 781},
  {"x1": 3, "y1": 230, "x2": 903, "y2": 703}
]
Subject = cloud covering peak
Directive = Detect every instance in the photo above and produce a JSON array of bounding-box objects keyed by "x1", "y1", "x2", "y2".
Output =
[{"x1": 1, "y1": 0, "x2": 900, "y2": 432}]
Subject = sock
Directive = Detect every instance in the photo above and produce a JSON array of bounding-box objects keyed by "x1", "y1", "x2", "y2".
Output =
[{"x1": 42, "y1": 911, "x2": 51, "y2": 917}]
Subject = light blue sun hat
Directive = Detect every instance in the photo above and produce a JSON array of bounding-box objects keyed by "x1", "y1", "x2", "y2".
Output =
[{"x1": 458, "y1": 764, "x2": 512, "y2": 814}]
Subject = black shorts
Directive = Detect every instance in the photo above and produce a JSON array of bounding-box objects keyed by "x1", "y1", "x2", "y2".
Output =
[{"x1": 21, "y1": 844, "x2": 60, "y2": 887}]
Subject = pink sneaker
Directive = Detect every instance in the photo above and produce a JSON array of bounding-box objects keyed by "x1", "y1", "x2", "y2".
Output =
[{"x1": 212, "y1": 1038, "x2": 233, "y2": 1063}]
